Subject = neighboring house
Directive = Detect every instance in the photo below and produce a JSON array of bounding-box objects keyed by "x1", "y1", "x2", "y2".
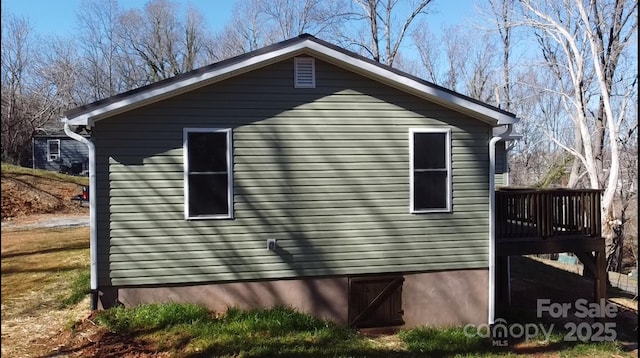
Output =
[
  {"x1": 33, "y1": 132, "x2": 90, "y2": 175},
  {"x1": 62, "y1": 34, "x2": 520, "y2": 329}
]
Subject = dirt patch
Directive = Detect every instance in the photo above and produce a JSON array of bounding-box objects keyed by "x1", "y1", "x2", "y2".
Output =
[
  {"x1": 1, "y1": 173, "x2": 88, "y2": 220},
  {"x1": 3, "y1": 300, "x2": 167, "y2": 358},
  {"x1": 39, "y1": 312, "x2": 170, "y2": 358},
  {"x1": 1, "y1": 295, "x2": 92, "y2": 358}
]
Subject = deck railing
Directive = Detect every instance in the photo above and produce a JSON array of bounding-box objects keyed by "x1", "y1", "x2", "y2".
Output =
[{"x1": 496, "y1": 188, "x2": 602, "y2": 239}]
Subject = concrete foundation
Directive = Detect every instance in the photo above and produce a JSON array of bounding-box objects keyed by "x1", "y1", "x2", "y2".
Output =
[
  {"x1": 402, "y1": 269, "x2": 488, "y2": 327},
  {"x1": 101, "y1": 268, "x2": 488, "y2": 328}
]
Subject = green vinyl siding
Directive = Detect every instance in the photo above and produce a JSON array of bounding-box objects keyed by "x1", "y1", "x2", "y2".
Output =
[{"x1": 94, "y1": 58, "x2": 493, "y2": 287}]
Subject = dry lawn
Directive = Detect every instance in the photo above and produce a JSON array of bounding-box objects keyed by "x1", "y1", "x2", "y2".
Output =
[{"x1": 1, "y1": 226, "x2": 91, "y2": 358}]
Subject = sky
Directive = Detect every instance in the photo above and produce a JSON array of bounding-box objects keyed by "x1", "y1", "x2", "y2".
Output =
[
  {"x1": 2, "y1": 0, "x2": 236, "y2": 34},
  {"x1": 1, "y1": 0, "x2": 476, "y2": 40}
]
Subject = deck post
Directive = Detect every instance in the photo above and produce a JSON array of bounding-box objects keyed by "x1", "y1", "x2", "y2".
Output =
[
  {"x1": 575, "y1": 248, "x2": 607, "y2": 304},
  {"x1": 595, "y1": 247, "x2": 607, "y2": 303}
]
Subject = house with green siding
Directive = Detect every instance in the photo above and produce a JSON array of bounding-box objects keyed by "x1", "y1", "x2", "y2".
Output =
[{"x1": 62, "y1": 34, "x2": 519, "y2": 329}]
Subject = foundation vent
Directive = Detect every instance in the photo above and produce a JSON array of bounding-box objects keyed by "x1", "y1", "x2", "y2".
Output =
[{"x1": 294, "y1": 57, "x2": 315, "y2": 88}]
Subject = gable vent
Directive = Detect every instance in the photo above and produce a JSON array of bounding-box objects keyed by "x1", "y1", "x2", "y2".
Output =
[{"x1": 294, "y1": 57, "x2": 315, "y2": 88}]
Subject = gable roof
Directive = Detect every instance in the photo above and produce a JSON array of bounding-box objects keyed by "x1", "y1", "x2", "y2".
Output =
[{"x1": 62, "y1": 34, "x2": 518, "y2": 127}]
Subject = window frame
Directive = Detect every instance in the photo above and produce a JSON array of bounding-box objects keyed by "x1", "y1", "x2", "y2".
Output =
[
  {"x1": 409, "y1": 128, "x2": 452, "y2": 213},
  {"x1": 183, "y1": 128, "x2": 234, "y2": 220},
  {"x1": 47, "y1": 139, "x2": 61, "y2": 162}
]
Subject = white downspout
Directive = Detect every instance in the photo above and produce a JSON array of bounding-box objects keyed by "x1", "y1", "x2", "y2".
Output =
[
  {"x1": 488, "y1": 135, "x2": 501, "y2": 325},
  {"x1": 63, "y1": 120, "x2": 98, "y2": 310},
  {"x1": 488, "y1": 124, "x2": 518, "y2": 325}
]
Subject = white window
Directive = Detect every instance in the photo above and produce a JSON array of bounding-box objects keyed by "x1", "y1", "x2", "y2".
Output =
[
  {"x1": 47, "y1": 139, "x2": 60, "y2": 162},
  {"x1": 294, "y1": 57, "x2": 315, "y2": 88},
  {"x1": 409, "y1": 128, "x2": 452, "y2": 213},
  {"x1": 183, "y1": 128, "x2": 233, "y2": 219}
]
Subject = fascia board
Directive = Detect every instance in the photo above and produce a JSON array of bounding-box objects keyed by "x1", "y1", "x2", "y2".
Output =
[
  {"x1": 66, "y1": 38, "x2": 517, "y2": 127},
  {"x1": 302, "y1": 42, "x2": 516, "y2": 126},
  {"x1": 65, "y1": 42, "x2": 312, "y2": 126}
]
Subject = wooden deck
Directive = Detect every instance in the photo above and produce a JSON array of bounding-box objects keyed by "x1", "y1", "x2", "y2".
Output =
[{"x1": 495, "y1": 188, "x2": 606, "y2": 306}]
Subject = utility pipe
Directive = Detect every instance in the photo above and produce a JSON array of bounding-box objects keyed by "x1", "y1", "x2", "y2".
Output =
[
  {"x1": 488, "y1": 135, "x2": 502, "y2": 325},
  {"x1": 63, "y1": 120, "x2": 98, "y2": 310},
  {"x1": 488, "y1": 124, "x2": 519, "y2": 325}
]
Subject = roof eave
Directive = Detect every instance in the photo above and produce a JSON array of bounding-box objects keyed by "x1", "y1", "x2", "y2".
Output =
[
  {"x1": 64, "y1": 36, "x2": 517, "y2": 127},
  {"x1": 299, "y1": 43, "x2": 516, "y2": 126},
  {"x1": 64, "y1": 43, "x2": 311, "y2": 126}
]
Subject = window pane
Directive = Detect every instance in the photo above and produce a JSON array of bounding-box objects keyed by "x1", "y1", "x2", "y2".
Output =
[
  {"x1": 414, "y1": 133, "x2": 445, "y2": 169},
  {"x1": 49, "y1": 141, "x2": 59, "y2": 153},
  {"x1": 188, "y1": 132, "x2": 227, "y2": 172},
  {"x1": 189, "y1": 174, "x2": 228, "y2": 216},
  {"x1": 414, "y1": 171, "x2": 447, "y2": 210}
]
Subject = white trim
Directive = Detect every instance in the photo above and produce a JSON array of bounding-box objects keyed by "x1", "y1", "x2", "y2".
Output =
[
  {"x1": 409, "y1": 128, "x2": 452, "y2": 213},
  {"x1": 183, "y1": 128, "x2": 233, "y2": 220},
  {"x1": 63, "y1": 121, "x2": 98, "y2": 309},
  {"x1": 47, "y1": 139, "x2": 61, "y2": 161},
  {"x1": 487, "y1": 125, "x2": 520, "y2": 324},
  {"x1": 65, "y1": 38, "x2": 518, "y2": 127},
  {"x1": 294, "y1": 57, "x2": 315, "y2": 88},
  {"x1": 488, "y1": 136, "x2": 502, "y2": 325}
]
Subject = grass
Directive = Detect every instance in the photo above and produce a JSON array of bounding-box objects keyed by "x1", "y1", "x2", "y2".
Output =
[
  {"x1": 398, "y1": 326, "x2": 492, "y2": 356},
  {"x1": 89, "y1": 302, "x2": 633, "y2": 357},
  {"x1": 95, "y1": 304, "x2": 374, "y2": 357},
  {"x1": 95, "y1": 303, "x2": 213, "y2": 334},
  {"x1": 62, "y1": 270, "x2": 91, "y2": 307},
  {"x1": 1, "y1": 162, "x2": 89, "y2": 186}
]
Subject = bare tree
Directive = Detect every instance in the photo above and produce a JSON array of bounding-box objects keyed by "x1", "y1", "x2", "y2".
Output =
[
  {"x1": 209, "y1": 0, "x2": 275, "y2": 60},
  {"x1": 441, "y1": 25, "x2": 466, "y2": 92},
  {"x1": 507, "y1": 64, "x2": 574, "y2": 186},
  {"x1": 611, "y1": 111, "x2": 638, "y2": 272},
  {"x1": 208, "y1": 0, "x2": 350, "y2": 62},
  {"x1": 518, "y1": 0, "x2": 638, "y2": 269},
  {"x1": 1, "y1": 12, "x2": 57, "y2": 165},
  {"x1": 117, "y1": 0, "x2": 211, "y2": 83},
  {"x1": 259, "y1": 0, "x2": 350, "y2": 41},
  {"x1": 39, "y1": 36, "x2": 83, "y2": 114},
  {"x1": 183, "y1": 6, "x2": 210, "y2": 70},
  {"x1": 412, "y1": 24, "x2": 441, "y2": 83},
  {"x1": 344, "y1": 0, "x2": 434, "y2": 66},
  {"x1": 413, "y1": 23, "x2": 500, "y2": 104},
  {"x1": 488, "y1": 0, "x2": 515, "y2": 111},
  {"x1": 76, "y1": 0, "x2": 124, "y2": 102}
]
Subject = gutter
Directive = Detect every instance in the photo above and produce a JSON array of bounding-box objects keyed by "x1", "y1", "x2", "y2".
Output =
[
  {"x1": 63, "y1": 119, "x2": 98, "y2": 310},
  {"x1": 488, "y1": 124, "x2": 521, "y2": 325}
]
